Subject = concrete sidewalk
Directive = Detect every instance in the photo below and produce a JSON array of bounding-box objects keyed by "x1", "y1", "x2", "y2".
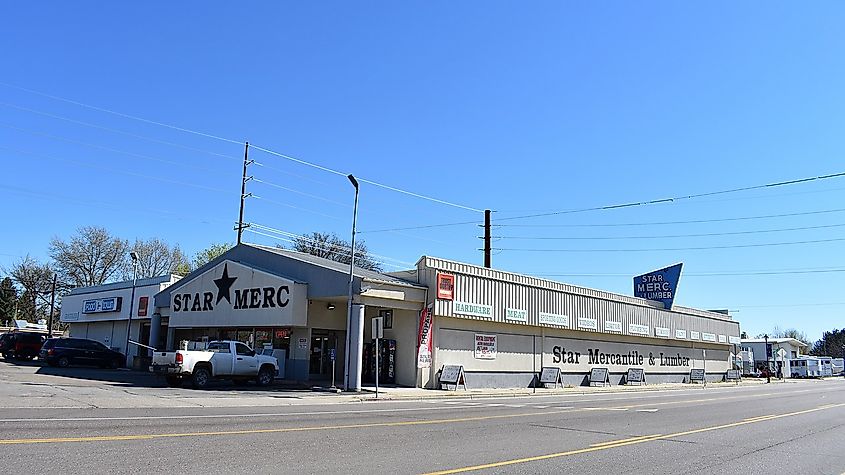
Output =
[{"x1": 348, "y1": 377, "x2": 784, "y2": 401}]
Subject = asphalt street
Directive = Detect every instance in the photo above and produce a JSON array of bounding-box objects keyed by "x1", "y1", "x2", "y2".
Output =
[{"x1": 1, "y1": 360, "x2": 844, "y2": 474}]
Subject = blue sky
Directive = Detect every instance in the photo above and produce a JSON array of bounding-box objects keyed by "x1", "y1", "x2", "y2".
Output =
[{"x1": 1, "y1": 3, "x2": 844, "y2": 342}]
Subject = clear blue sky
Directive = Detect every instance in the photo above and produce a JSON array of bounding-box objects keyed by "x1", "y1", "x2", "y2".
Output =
[{"x1": 2, "y1": 3, "x2": 844, "y2": 342}]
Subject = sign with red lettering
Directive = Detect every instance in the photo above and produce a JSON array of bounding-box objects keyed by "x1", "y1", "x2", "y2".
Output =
[
  {"x1": 417, "y1": 305, "x2": 434, "y2": 368},
  {"x1": 474, "y1": 334, "x2": 497, "y2": 360},
  {"x1": 436, "y1": 273, "x2": 454, "y2": 300},
  {"x1": 137, "y1": 296, "x2": 149, "y2": 317}
]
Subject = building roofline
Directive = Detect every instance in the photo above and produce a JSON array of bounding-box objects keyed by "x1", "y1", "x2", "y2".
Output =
[{"x1": 67, "y1": 274, "x2": 180, "y2": 296}]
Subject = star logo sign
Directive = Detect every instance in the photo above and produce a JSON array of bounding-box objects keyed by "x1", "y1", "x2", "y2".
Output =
[{"x1": 213, "y1": 264, "x2": 238, "y2": 304}]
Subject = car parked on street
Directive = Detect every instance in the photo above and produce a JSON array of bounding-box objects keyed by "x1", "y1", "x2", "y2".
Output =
[
  {"x1": 0, "y1": 332, "x2": 47, "y2": 360},
  {"x1": 39, "y1": 338, "x2": 126, "y2": 368}
]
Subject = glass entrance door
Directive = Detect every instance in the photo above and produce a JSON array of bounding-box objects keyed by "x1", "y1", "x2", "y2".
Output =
[{"x1": 309, "y1": 330, "x2": 340, "y2": 379}]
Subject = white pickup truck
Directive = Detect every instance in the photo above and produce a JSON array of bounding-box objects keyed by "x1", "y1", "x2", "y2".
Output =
[{"x1": 150, "y1": 340, "x2": 279, "y2": 389}]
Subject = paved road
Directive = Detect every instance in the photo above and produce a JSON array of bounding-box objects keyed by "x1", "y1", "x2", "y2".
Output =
[{"x1": 1, "y1": 366, "x2": 844, "y2": 475}]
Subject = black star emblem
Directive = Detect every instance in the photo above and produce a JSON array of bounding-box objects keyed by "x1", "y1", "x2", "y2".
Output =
[{"x1": 213, "y1": 263, "x2": 238, "y2": 304}]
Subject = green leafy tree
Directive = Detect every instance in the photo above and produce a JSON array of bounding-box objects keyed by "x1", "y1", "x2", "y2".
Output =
[
  {"x1": 809, "y1": 329, "x2": 845, "y2": 357},
  {"x1": 192, "y1": 243, "x2": 232, "y2": 270}
]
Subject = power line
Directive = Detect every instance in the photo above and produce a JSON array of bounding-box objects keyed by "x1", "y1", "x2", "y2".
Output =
[
  {"x1": 0, "y1": 146, "x2": 230, "y2": 194},
  {"x1": 250, "y1": 195, "x2": 343, "y2": 221},
  {"x1": 497, "y1": 222, "x2": 845, "y2": 241},
  {"x1": 0, "y1": 101, "x2": 243, "y2": 163},
  {"x1": 531, "y1": 267, "x2": 845, "y2": 277},
  {"x1": 248, "y1": 144, "x2": 484, "y2": 213},
  {"x1": 252, "y1": 178, "x2": 349, "y2": 208},
  {"x1": 493, "y1": 236, "x2": 845, "y2": 252},
  {"x1": 492, "y1": 171, "x2": 845, "y2": 223},
  {"x1": 359, "y1": 220, "x2": 481, "y2": 234},
  {"x1": 494, "y1": 207, "x2": 845, "y2": 228},
  {"x1": 0, "y1": 122, "x2": 227, "y2": 174},
  {"x1": 0, "y1": 82, "x2": 243, "y2": 144},
  {"x1": 1, "y1": 82, "x2": 483, "y2": 213}
]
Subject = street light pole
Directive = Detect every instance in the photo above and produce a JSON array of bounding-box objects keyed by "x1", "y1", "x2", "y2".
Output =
[
  {"x1": 343, "y1": 174, "x2": 360, "y2": 391},
  {"x1": 124, "y1": 252, "x2": 139, "y2": 368}
]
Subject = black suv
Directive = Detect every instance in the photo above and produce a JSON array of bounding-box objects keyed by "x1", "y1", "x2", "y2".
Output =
[
  {"x1": 40, "y1": 338, "x2": 126, "y2": 368},
  {"x1": 0, "y1": 332, "x2": 47, "y2": 360}
]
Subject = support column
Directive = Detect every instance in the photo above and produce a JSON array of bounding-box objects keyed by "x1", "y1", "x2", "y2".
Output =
[
  {"x1": 347, "y1": 303, "x2": 365, "y2": 391},
  {"x1": 149, "y1": 313, "x2": 161, "y2": 356}
]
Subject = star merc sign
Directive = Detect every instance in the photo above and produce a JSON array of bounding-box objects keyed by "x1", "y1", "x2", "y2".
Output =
[{"x1": 172, "y1": 263, "x2": 290, "y2": 312}]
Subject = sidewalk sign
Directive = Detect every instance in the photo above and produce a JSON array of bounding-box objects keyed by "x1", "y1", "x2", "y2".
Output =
[
  {"x1": 539, "y1": 367, "x2": 562, "y2": 388},
  {"x1": 439, "y1": 365, "x2": 467, "y2": 391}
]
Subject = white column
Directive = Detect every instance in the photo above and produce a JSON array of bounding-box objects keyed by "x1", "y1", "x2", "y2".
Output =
[{"x1": 347, "y1": 303, "x2": 366, "y2": 391}]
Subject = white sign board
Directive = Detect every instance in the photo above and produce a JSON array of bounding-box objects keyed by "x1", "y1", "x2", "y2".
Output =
[
  {"x1": 729, "y1": 336, "x2": 741, "y2": 345},
  {"x1": 675, "y1": 329, "x2": 687, "y2": 339},
  {"x1": 578, "y1": 317, "x2": 598, "y2": 330},
  {"x1": 629, "y1": 323, "x2": 650, "y2": 336},
  {"x1": 539, "y1": 312, "x2": 570, "y2": 327},
  {"x1": 474, "y1": 334, "x2": 497, "y2": 359},
  {"x1": 505, "y1": 308, "x2": 528, "y2": 322},
  {"x1": 454, "y1": 301, "x2": 493, "y2": 319},
  {"x1": 718, "y1": 334, "x2": 727, "y2": 343},
  {"x1": 702, "y1": 333, "x2": 717, "y2": 342},
  {"x1": 690, "y1": 331, "x2": 701, "y2": 340},
  {"x1": 168, "y1": 260, "x2": 308, "y2": 328},
  {"x1": 655, "y1": 327, "x2": 670, "y2": 338},
  {"x1": 604, "y1": 321, "x2": 623, "y2": 332},
  {"x1": 372, "y1": 317, "x2": 384, "y2": 340}
]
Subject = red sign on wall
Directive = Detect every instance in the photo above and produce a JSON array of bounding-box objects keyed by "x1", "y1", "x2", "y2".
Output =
[
  {"x1": 138, "y1": 296, "x2": 149, "y2": 317},
  {"x1": 436, "y1": 273, "x2": 454, "y2": 300}
]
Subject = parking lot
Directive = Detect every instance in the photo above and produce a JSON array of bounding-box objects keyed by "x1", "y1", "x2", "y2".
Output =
[{"x1": 0, "y1": 357, "x2": 333, "y2": 410}]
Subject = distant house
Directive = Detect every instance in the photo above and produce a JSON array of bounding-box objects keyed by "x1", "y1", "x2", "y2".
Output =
[{"x1": 739, "y1": 337, "x2": 808, "y2": 378}]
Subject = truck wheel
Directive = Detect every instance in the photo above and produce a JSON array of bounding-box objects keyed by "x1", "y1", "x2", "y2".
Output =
[
  {"x1": 57, "y1": 356, "x2": 70, "y2": 368},
  {"x1": 165, "y1": 376, "x2": 183, "y2": 388},
  {"x1": 256, "y1": 366, "x2": 274, "y2": 387},
  {"x1": 191, "y1": 367, "x2": 211, "y2": 389}
]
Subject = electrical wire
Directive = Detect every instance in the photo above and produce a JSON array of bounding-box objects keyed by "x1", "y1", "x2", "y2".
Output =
[
  {"x1": 531, "y1": 267, "x2": 845, "y2": 277},
  {"x1": 0, "y1": 122, "x2": 227, "y2": 174},
  {"x1": 248, "y1": 144, "x2": 484, "y2": 213},
  {"x1": 0, "y1": 146, "x2": 230, "y2": 193},
  {"x1": 251, "y1": 178, "x2": 349, "y2": 207},
  {"x1": 493, "y1": 207, "x2": 845, "y2": 228},
  {"x1": 0, "y1": 101, "x2": 242, "y2": 163},
  {"x1": 497, "y1": 222, "x2": 845, "y2": 241},
  {"x1": 0, "y1": 82, "x2": 483, "y2": 213},
  {"x1": 249, "y1": 195, "x2": 344, "y2": 221},
  {"x1": 493, "y1": 236, "x2": 845, "y2": 252},
  {"x1": 0, "y1": 82, "x2": 243, "y2": 144}
]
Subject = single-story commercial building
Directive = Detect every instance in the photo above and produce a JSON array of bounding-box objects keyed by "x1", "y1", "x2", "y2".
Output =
[
  {"x1": 739, "y1": 337, "x2": 808, "y2": 378},
  {"x1": 61, "y1": 243, "x2": 742, "y2": 388}
]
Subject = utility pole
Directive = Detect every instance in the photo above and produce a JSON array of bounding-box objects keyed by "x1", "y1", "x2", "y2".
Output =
[
  {"x1": 47, "y1": 274, "x2": 57, "y2": 338},
  {"x1": 236, "y1": 141, "x2": 254, "y2": 244},
  {"x1": 483, "y1": 209, "x2": 491, "y2": 268}
]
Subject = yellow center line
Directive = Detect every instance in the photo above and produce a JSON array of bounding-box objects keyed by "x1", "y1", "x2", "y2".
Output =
[
  {"x1": 589, "y1": 434, "x2": 660, "y2": 447},
  {"x1": 422, "y1": 403, "x2": 845, "y2": 475}
]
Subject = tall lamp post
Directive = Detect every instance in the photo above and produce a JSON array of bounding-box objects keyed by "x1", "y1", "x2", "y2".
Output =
[
  {"x1": 764, "y1": 334, "x2": 771, "y2": 384},
  {"x1": 124, "y1": 251, "x2": 139, "y2": 368},
  {"x1": 343, "y1": 174, "x2": 360, "y2": 391}
]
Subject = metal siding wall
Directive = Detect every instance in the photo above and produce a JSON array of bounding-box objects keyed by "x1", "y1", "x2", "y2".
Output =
[{"x1": 421, "y1": 258, "x2": 741, "y2": 345}]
